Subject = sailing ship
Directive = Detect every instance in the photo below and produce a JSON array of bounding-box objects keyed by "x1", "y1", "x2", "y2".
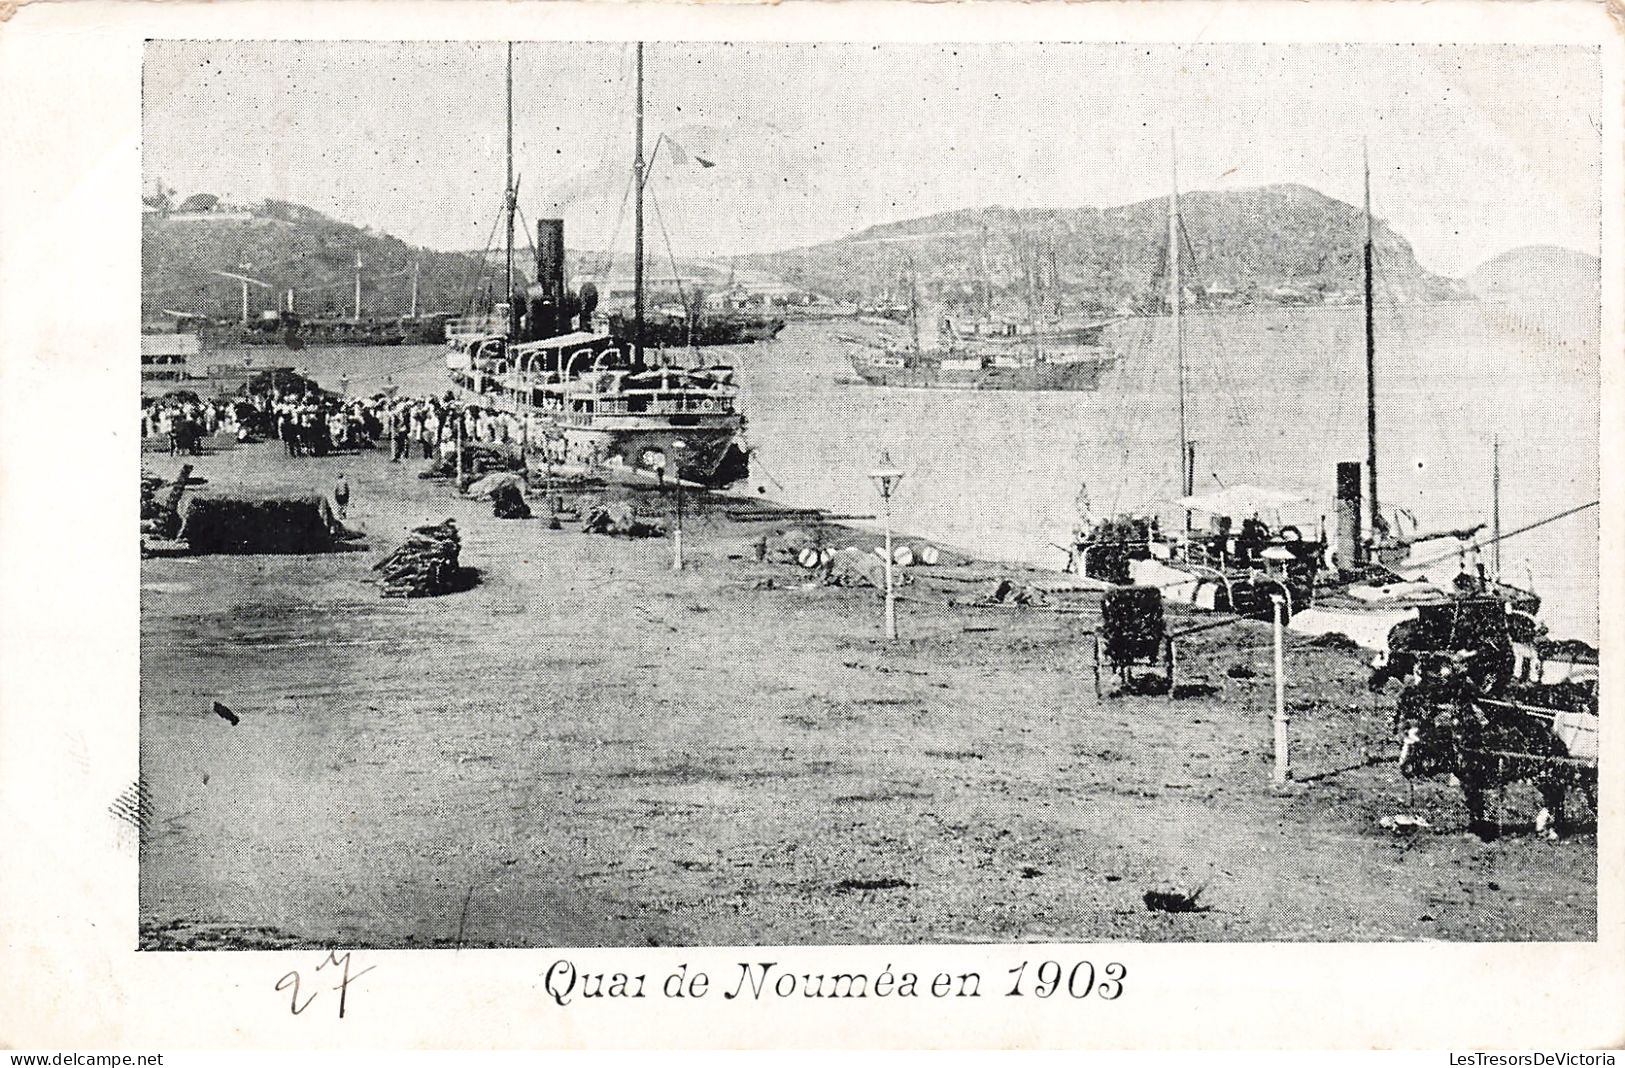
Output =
[
  {"x1": 444, "y1": 42, "x2": 746, "y2": 487},
  {"x1": 609, "y1": 306, "x2": 785, "y2": 348},
  {"x1": 844, "y1": 260, "x2": 1117, "y2": 391}
]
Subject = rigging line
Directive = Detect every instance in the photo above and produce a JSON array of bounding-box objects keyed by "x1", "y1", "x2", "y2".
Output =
[
  {"x1": 1114, "y1": 316, "x2": 1169, "y2": 506},
  {"x1": 590, "y1": 173, "x2": 635, "y2": 283},
  {"x1": 514, "y1": 202, "x2": 540, "y2": 280},
  {"x1": 1095, "y1": 320, "x2": 1147, "y2": 514},
  {"x1": 1104, "y1": 315, "x2": 1167, "y2": 517},
  {"x1": 458, "y1": 197, "x2": 507, "y2": 316},
  {"x1": 647, "y1": 183, "x2": 695, "y2": 345},
  {"x1": 1176, "y1": 215, "x2": 1265, "y2": 481},
  {"x1": 1097, "y1": 243, "x2": 1174, "y2": 506},
  {"x1": 1137, "y1": 498, "x2": 1601, "y2": 632},
  {"x1": 1399, "y1": 499, "x2": 1598, "y2": 574}
]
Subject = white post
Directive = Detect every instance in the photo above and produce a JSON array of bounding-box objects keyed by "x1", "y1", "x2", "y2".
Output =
[
  {"x1": 673, "y1": 482, "x2": 685, "y2": 572},
  {"x1": 869, "y1": 460, "x2": 904, "y2": 642},
  {"x1": 883, "y1": 497, "x2": 897, "y2": 641},
  {"x1": 671, "y1": 443, "x2": 687, "y2": 572},
  {"x1": 1271, "y1": 593, "x2": 1289, "y2": 784}
]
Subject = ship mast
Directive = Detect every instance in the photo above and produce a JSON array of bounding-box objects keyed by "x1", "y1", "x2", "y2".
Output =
[
  {"x1": 1363, "y1": 141, "x2": 1381, "y2": 539},
  {"x1": 1171, "y1": 132, "x2": 1189, "y2": 529},
  {"x1": 906, "y1": 257, "x2": 922, "y2": 353},
  {"x1": 505, "y1": 42, "x2": 516, "y2": 333},
  {"x1": 1491, "y1": 435, "x2": 1502, "y2": 579},
  {"x1": 633, "y1": 41, "x2": 646, "y2": 363}
]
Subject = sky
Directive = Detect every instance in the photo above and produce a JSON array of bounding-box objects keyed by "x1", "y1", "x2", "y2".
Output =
[{"x1": 142, "y1": 41, "x2": 1603, "y2": 276}]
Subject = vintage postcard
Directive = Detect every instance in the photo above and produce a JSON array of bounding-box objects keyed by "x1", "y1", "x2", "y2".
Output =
[{"x1": 0, "y1": 0, "x2": 1620, "y2": 1051}]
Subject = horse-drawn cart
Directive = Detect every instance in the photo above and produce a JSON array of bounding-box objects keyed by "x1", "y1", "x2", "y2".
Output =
[{"x1": 1093, "y1": 585, "x2": 1177, "y2": 697}]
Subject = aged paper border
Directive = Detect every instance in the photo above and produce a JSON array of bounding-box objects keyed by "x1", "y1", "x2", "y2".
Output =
[{"x1": 0, "y1": 0, "x2": 1620, "y2": 1050}]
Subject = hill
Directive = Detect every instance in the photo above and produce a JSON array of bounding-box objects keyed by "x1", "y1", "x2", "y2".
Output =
[
  {"x1": 1468, "y1": 245, "x2": 1600, "y2": 305},
  {"x1": 740, "y1": 184, "x2": 1470, "y2": 315},
  {"x1": 142, "y1": 200, "x2": 521, "y2": 323}
]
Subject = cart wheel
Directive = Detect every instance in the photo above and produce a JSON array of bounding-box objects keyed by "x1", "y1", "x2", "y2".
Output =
[
  {"x1": 1093, "y1": 634, "x2": 1103, "y2": 698},
  {"x1": 1165, "y1": 637, "x2": 1177, "y2": 697}
]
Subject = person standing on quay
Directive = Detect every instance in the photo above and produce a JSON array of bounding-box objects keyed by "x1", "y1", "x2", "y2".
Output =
[
  {"x1": 333, "y1": 473, "x2": 351, "y2": 520},
  {"x1": 391, "y1": 405, "x2": 409, "y2": 462}
]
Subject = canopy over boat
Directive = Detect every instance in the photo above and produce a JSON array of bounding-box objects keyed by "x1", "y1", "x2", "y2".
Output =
[
  {"x1": 509, "y1": 331, "x2": 615, "y2": 357},
  {"x1": 1177, "y1": 484, "x2": 1307, "y2": 517}
]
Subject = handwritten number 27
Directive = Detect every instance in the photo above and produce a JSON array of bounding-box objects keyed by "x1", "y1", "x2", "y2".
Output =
[{"x1": 277, "y1": 950, "x2": 373, "y2": 1018}]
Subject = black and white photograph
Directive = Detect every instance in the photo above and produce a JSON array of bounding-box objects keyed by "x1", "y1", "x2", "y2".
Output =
[
  {"x1": 130, "y1": 37, "x2": 1605, "y2": 950},
  {"x1": 2, "y1": 1, "x2": 1621, "y2": 1052},
  {"x1": 126, "y1": 37, "x2": 1599, "y2": 942}
]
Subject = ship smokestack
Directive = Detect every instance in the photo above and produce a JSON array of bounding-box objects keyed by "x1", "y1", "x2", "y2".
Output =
[
  {"x1": 537, "y1": 219, "x2": 565, "y2": 304},
  {"x1": 1336, "y1": 461, "x2": 1363, "y2": 570},
  {"x1": 522, "y1": 218, "x2": 569, "y2": 340}
]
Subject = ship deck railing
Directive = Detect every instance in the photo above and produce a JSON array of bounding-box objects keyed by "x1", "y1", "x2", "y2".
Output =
[{"x1": 445, "y1": 315, "x2": 508, "y2": 340}]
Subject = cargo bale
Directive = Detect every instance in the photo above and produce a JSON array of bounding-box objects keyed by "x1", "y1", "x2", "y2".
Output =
[
  {"x1": 825, "y1": 546, "x2": 909, "y2": 590},
  {"x1": 766, "y1": 526, "x2": 822, "y2": 564},
  {"x1": 179, "y1": 495, "x2": 339, "y2": 554}
]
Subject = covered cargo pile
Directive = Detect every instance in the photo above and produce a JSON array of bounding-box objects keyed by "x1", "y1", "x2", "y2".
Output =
[
  {"x1": 464, "y1": 472, "x2": 532, "y2": 518},
  {"x1": 420, "y1": 443, "x2": 521, "y2": 481},
  {"x1": 177, "y1": 494, "x2": 351, "y2": 554},
  {"x1": 242, "y1": 368, "x2": 328, "y2": 398},
  {"x1": 582, "y1": 501, "x2": 664, "y2": 538},
  {"x1": 372, "y1": 520, "x2": 471, "y2": 598},
  {"x1": 823, "y1": 546, "x2": 911, "y2": 590},
  {"x1": 761, "y1": 526, "x2": 826, "y2": 565},
  {"x1": 491, "y1": 483, "x2": 532, "y2": 519},
  {"x1": 140, "y1": 463, "x2": 194, "y2": 540}
]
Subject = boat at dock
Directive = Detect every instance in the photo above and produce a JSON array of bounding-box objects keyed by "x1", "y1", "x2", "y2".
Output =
[
  {"x1": 444, "y1": 42, "x2": 746, "y2": 487},
  {"x1": 1073, "y1": 143, "x2": 1547, "y2": 646}
]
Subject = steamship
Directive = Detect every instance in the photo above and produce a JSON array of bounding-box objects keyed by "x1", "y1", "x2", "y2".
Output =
[
  {"x1": 445, "y1": 43, "x2": 745, "y2": 487},
  {"x1": 847, "y1": 321, "x2": 1116, "y2": 391},
  {"x1": 610, "y1": 308, "x2": 786, "y2": 348},
  {"x1": 846, "y1": 304, "x2": 1116, "y2": 392},
  {"x1": 444, "y1": 221, "x2": 745, "y2": 486}
]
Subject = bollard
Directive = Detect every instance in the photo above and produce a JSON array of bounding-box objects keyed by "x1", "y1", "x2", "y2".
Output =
[{"x1": 1271, "y1": 593, "x2": 1290, "y2": 784}]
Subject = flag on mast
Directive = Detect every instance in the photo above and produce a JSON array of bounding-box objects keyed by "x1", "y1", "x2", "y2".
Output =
[{"x1": 664, "y1": 138, "x2": 716, "y2": 168}]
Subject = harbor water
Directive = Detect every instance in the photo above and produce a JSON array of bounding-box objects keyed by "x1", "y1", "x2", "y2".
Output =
[{"x1": 269, "y1": 299, "x2": 1600, "y2": 642}]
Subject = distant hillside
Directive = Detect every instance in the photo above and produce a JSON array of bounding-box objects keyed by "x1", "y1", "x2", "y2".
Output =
[
  {"x1": 142, "y1": 200, "x2": 521, "y2": 323},
  {"x1": 741, "y1": 184, "x2": 1469, "y2": 315},
  {"x1": 1469, "y1": 245, "x2": 1600, "y2": 305}
]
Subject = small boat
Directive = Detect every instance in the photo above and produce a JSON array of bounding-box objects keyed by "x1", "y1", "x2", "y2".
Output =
[{"x1": 1074, "y1": 141, "x2": 1543, "y2": 644}]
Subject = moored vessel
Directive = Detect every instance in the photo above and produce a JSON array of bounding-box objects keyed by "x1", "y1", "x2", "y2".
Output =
[{"x1": 445, "y1": 42, "x2": 746, "y2": 487}]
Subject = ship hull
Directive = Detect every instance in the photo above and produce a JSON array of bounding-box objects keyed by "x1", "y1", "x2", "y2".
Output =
[
  {"x1": 847, "y1": 352, "x2": 1113, "y2": 392},
  {"x1": 449, "y1": 369, "x2": 744, "y2": 486},
  {"x1": 610, "y1": 314, "x2": 786, "y2": 348}
]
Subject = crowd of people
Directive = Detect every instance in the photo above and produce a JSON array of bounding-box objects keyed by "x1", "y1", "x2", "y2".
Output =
[
  {"x1": 140, "y1": 396, "x2": 245, "y2": 455},
  {"x1": 141, "y1": 385, "x2": 559, "y2": 464}
]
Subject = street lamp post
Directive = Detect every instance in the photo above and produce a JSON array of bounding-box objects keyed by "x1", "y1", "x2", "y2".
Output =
[
  {"x1": 671, "y1": 439, "x2": 688, "y2": 571},
  {"x1": 868, "y1": 457, "x2": 905, "y2": 641}
]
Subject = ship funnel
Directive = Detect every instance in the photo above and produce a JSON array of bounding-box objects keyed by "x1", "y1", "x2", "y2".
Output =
[
  {"x1": 1336, "y1": 461, "x2": 1363, "y2": 569},
  {"x1": 579, "y1": 282, "x2": 599, "y2": 330},
  {"x1": 536, "y1": 219, "x2": 566, "y2": 303}
]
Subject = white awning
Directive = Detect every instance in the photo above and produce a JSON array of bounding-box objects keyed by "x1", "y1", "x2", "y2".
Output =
[
  {"x1": 509, "y1": 331, "x2": 612, "y2": 355},
  {"x1": 1177, "y1": 484, "x2": 1307, "y2": 516}
]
